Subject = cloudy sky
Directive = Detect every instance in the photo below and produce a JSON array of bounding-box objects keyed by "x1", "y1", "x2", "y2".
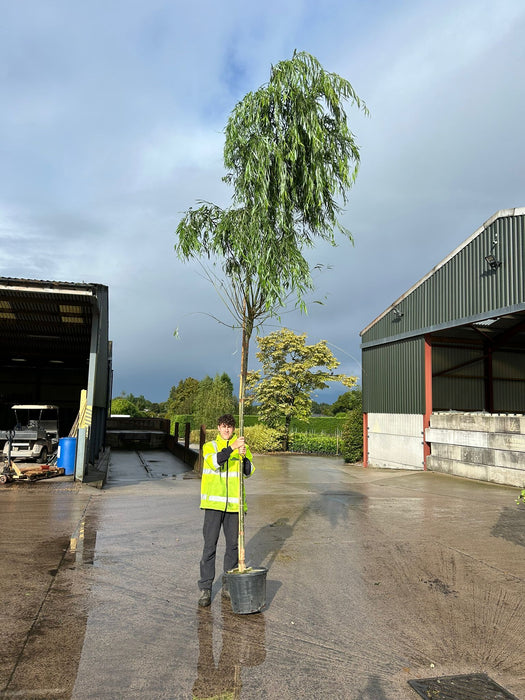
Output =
[{"x1": 1, "y1": 1, "x2": 524, "y2": 404}]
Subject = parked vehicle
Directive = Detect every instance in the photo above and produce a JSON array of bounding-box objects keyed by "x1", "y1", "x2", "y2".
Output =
[{"x1": 0, "y1": 405, "x2": 59, "y2": 462}]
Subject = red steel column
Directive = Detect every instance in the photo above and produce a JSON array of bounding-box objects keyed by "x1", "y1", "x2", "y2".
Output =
[{"x1": 423, "y1": 335, "x2": 432, "y2": 470}]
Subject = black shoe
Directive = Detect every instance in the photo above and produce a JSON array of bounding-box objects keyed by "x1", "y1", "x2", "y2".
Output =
[{"x1": 198, "y1": 589, "x2": 211, "y2": 607}]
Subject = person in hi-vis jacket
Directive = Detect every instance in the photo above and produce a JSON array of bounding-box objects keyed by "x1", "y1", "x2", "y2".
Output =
[{"x1": 198, "y1": 413, "x2": 254, "y2": 607}]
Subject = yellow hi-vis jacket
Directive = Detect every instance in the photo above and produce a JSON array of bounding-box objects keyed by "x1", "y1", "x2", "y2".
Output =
[{"x1": 200, "y1": 434, "x2": 254, "y2": 512}]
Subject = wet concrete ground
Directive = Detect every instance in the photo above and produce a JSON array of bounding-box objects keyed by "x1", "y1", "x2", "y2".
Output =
[{"x1": 1, "y1": 450, "x2": 525, "y2": 699}]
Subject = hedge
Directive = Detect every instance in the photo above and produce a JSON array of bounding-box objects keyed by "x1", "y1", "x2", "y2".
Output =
[
  {"x1": 288, "y1": 433, "x2": 339, "y2": 454},
  {"x1": 341, "y1": 409, "x2": 363, "y2": 463},
  {"x1": 171, "y1": 413, "x2": 259, "y2": 433},
  {"x1": 171, "y1": 414, "x2": 346, "y2": 433},
  {"x1": 290, "y1": 416, "x2": 347, "y2": 434}
]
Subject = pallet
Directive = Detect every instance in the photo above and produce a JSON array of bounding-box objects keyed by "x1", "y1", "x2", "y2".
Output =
[{"x1": 0, "y1": 462, "x2": 65, "y2": 484}]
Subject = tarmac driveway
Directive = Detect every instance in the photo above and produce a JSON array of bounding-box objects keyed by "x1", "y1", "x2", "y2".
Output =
[{"x1": 1, "y1": 450, "x2": 524, "y2": 699}]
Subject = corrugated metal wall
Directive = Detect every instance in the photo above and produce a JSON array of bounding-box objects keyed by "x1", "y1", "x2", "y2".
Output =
[
  {"x1": 493, "y1": 351, "x2": 525, "y2": 411},
  {"x1": 362, "y1": 336, "x2": 425, "y2": 414},
  {"x1": 432, "y1": 345, "x2": 525, "y2": 412},
  {"x1": 362, "y1": 213, "x2": 525, "y2": 347},
  {"x1": 432, "y1": 344, "x2": 484, "y2": 411}
]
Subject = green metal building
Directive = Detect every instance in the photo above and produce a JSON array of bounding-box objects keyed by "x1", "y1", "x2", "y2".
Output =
[{"x1": 360, "y1": 208, "x2": 525, "y2": 486}]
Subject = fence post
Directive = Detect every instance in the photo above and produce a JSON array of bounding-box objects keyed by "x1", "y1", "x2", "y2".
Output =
[
  {"x1": 174, "y1": 421, "x2": 179, "y2": 442},
  {"x1": 184, "y1": 422, "x2": 191, "y2": 449}
]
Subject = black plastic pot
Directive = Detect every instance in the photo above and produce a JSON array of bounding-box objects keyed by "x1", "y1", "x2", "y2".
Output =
[{"x1": 224, "y1": 567, "x2": 268, "y2": 614}]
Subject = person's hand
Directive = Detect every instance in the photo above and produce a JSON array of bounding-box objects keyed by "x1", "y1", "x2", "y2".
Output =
[{"x1": 232, "y1": 436, "x2": 246, "y2": 454}]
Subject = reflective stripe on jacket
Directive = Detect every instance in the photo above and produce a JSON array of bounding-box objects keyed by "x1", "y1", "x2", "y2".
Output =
[{"x1": 200, "y1": 434, "x2": 254, "y2": 512}]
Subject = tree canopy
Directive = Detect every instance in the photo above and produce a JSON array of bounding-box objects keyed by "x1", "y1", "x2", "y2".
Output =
[
  {"x1": 192, "y1": 373, "x2": 237, "y2": 428},
  {"x1": 176, "y1": 51, "x2": 367, "y2": 312},
  {"x1": 248, "y1": 328, "x2": 356, "y2": 447},
  {"x1": 222, "y1": 51, "x2": 367, "y2": 307},
  {"x1": 166, "y1": 377, "x2": 200, "y2": 415},
  {"x1": 110, "y1": 397, "x2": 145, "y2": 418},
  {"x1": 110, "y1": 393, "x2": 165, "y2": 417},
  {"x1": 331, "y1": 388, "x2": 362, "y2": 416}
]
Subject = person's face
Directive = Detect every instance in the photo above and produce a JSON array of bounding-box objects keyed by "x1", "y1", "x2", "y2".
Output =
[{"x1": 218, "y1": 423, "x2": 235, "y2": 441}]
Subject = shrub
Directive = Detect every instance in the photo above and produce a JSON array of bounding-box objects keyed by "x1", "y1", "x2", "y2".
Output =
[
  {"x1": 341, "y1": 409, "x2": 363, "y2": 463},
  {"x1": 288, "y1": 433, "x2": 338, "y2": 454},
  {"x1": 244, "y1": 424, "x2": 283, "y2": 453}
]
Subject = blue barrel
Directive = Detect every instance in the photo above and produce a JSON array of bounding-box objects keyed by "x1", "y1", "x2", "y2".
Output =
[{"x1": 57, "y1": 437, "x2": 77, "y2": 475}]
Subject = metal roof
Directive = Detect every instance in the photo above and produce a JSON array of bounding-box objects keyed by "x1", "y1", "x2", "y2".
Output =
[
  {"x1": 0, "y1": 277, "x2": 106, "y2": 368},
  {"x1": 430, "y1": 310, "x2": 525, "y2": 350},
  {"x1": 361, "y1": 207, "x2": 525, "y2": 337}
]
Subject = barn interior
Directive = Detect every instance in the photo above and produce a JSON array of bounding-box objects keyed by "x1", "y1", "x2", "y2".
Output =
[{"x1": 0, "y1": 278, "x2": 108, "y2": 445}]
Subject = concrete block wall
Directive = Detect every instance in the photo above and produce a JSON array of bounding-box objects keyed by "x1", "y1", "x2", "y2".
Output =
[
  {"x1": 367, "y1": 413, "x2": 425, "y2": 470},
  {"x1": 426, "y1": 412, "x2": 525, "y2": 487}
]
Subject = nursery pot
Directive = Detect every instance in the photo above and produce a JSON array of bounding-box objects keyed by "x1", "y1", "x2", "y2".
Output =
[{"x1": 224, "y1": 567, "x2": 268, "y2": 614}]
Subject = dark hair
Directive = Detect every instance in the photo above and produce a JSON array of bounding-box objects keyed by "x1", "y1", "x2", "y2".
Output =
[{"x1": 217, "y1": 413, "x2": 236, "y2": 428}]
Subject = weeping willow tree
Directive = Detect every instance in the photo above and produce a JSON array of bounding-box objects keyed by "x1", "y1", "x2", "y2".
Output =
[{"x1": 176, "y1": 51, "x2": 368, "y2": 435}]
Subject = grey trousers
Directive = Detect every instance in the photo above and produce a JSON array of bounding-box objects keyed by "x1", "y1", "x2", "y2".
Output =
[{"x1": 198, "y1": 509, "x2": 239, "y2": 591}]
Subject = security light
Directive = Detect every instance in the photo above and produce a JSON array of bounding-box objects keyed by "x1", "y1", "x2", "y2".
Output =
[
  {"x1": 485, "y1": 254, "x2": 501, "y2": 269},
  {"x1": 392, "y1": 307, "x2": 404, "y2": 319}
]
